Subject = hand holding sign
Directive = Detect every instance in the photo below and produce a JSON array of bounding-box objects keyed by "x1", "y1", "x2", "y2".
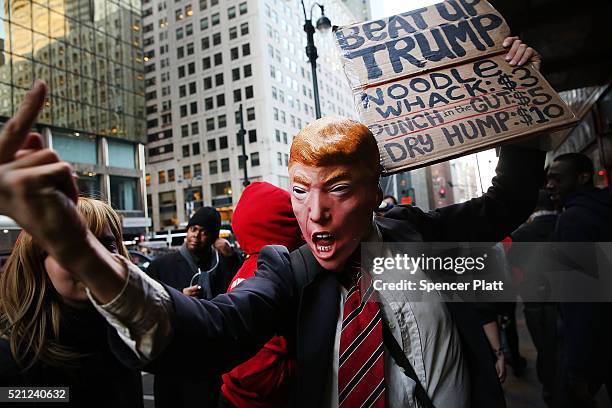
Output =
[{"x1": 503, "y1": 36, "x2": 542, "y2": 70}]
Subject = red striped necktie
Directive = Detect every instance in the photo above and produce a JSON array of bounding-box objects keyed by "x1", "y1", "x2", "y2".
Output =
[{"x1": 338, "y1": 259, "x2": 386, "y2": 408}]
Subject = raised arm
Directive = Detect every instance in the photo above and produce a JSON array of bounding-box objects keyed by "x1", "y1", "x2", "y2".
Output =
[
  {"x1": 106, "y1": 245, "x2": 296, "y2": 377},
  {"x1": 0, "y1": 82, "x2": 130, "y2": 305}
]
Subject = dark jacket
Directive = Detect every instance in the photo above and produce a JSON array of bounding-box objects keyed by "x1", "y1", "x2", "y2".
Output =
[
  {"x1": 0, "y1": 305, "x2": 143, "y2": 408},
  {"x1": 555, "y1": 187, "x2": 612, "y2": 242},
  {"x1": 148, "y1": 248, "x2": 242, "y2": 298},
  {"x1": 554, "y1": 187, "x2": 612, "y2": 376},
  {"x1": 110, "y1": 146, "x2": 544, "y2": 408},
  {"x1": 147, "y1": 248, "x2": 241, "y2": 408}
]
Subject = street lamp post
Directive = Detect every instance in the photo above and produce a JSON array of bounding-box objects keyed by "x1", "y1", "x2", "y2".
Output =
[
  {"x1": 237, "y1": 104, "x2": 250, "y2": 187},
  {"x1": 300, "y1": 1, "x2": 332, "y2": 119}
]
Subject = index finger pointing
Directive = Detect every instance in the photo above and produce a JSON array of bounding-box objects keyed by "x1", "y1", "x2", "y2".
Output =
[{"x1": 0, "y1": 81, "x2": 47, "y2": 164}]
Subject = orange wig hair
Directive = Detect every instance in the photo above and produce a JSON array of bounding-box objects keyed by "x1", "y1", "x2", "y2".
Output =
[{"x1": 289, "y1": 116, "x2": 382, "y2": 182}]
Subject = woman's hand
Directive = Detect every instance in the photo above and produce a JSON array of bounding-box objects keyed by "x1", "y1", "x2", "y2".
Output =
[
  {"x1": 0, "y1": 81, "x2": 86, "y2": 261},
  {"x1": 503, "y1": 36, "x2": 542, "y2": 71},
  {"x1": 0, "y1": 81, "x2": 127, "y2": 304}
]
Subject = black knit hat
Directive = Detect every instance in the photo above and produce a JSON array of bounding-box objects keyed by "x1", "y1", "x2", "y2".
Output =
[{"x1": 187, "y1": 206, "x2": 221, "y2": 241}]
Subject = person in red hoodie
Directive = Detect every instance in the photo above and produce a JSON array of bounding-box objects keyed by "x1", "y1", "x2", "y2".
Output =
[{"x1": 219, "y1": 182, "x2": 303, "y2": 408}]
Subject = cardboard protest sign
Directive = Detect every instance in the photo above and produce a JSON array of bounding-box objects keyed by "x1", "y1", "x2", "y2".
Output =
[{"x1": 334, "y1": 0, "x2": 577, "y2": 173}]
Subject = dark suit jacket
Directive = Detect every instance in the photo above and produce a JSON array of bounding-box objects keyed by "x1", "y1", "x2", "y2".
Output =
[{"x1": 110, "y1": 146, "x2": 544, "y2": 408}]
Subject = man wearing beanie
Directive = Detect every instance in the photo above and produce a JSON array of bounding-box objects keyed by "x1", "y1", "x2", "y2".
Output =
[{"x1": 147, "y1": 206, "x2": 242, "y2": 408}]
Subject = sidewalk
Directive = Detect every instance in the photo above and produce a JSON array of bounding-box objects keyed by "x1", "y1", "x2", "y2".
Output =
[{"x1": 503, "y1": 305, "x2": 611, "y2": 408}]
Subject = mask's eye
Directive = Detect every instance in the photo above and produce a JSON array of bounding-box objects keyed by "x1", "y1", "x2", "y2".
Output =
[
  {"x1": 330, "y1": 184, "x2": 350, "y2": 194},
  {"x1": 292, "y1": 186, "x2": 307, "y2": 198}
]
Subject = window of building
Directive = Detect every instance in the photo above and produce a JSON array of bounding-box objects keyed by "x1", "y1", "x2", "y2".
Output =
[
  {"x1": 213, "y1": 32, "x2": 221, "y2": 45},
  {"x1": 229, "y1": 26, "x2": 237, "y2": 40},
  {"x1": 200, "y1": 17, "x2": 209, "y2": 30},
  {"x1": 219, "y1": 136, "x2": 228, "y2": 149},
  {"x1": 275, "y1": 129, "x2": 281, "y2": 142},
  {"x1": 240, "y1": 22, "x2": 249, "y2": 35},
  {"x1": 218, "y1": 114, "x2": 227, "y2": 128},
  {"x1": 185, "y1": 4, "x2": 193, "y2": 16},
  {"x1": 212, "y1": 12, "x2": 220, "y2": 25},
  {"x1": 202, "y1": 57, "x2": 211, "y2": 70},
  {"x1": 283, "y1": 131, "x2": 288, "y2": 144},
  {"x1": 284, "y1": 154, "x2": 289, "y2": 166},
  {"x1": 248, "y1": 129, "x2": 257, "y2": 143},
  {"x1": 206, "y1": 118, "x2": 215, "y2": 131},
  {"x1": 181, "y1": 124, "x2": 189, "y2": 137},
  {"x1": 158, "y1": 170, "x2": 166, "y2": 183},
  {"x1": 193, "y1": 163, "x2": 202, "y2": 177},
  {"x1": 245, "y1": 85, "x2": 254, "y2": 99},
  {"x1": 182, "y1": 144, "x2": 190, "y2": 157},
  {"x1": 203, "y1": 77, "x2": 212, "y2": 89},
  {"x1": 168, "y1": 169, "x2": 175, "y2": 182},
  {"x1": 177, "y1": 46, "x2": 185, "y2": 59},
  {"x1": 176, "y1": 27, "x2": 184, "y2": 39},
  {"x1": 233, "y1": 89, "x2": 242, "y2": 102},
  {"x1": 180, "y1": 104, "x2": 188, "y2": 117},
  {"x1": 244, "y1": 64, "x2": 252, "y2": 77},
  {"x1": 178, "y1": 66, "x2": 185, "y2": 78},
  {"x1": 277, "y1": 152, "x2": 283, "y2": 166},
  {"x1": 214, "y1": 53, "x2": 223, "y2": 65},
  {"x1": 205, "y1": 97, "x2": 214, "y2": 110},
  {"x1": 188, "y1": 62, "x2": 195, "y2": 75},
  {"x1": 221, "y1": 158, "x2": 230, "y2": 172},
  {"x1": 202, "y1": 37, "x2": 210, "y2": 49},
  {"x1": 231, "y1": 47, "x2": 239, "y2": 60},
  {"x1": 190, "y1": 101, "x2": 198, "y2": 114},
  {"x1": 110, "y1": 176, "x2": 140, "y2": 211},
  {"x1": 247, "y1": 107, "x2": 255, "y2": 121},
  {"x1": 232, "y1": 68, "x2": 240, "y2": 81},
  {"x1": 175, "y1": 8, "x2": 184, "y2": 21},
  {"x1": 189, "y1": 81, "x2": 197, "y2": 94},
  {"x1": 273, "y1": 107, "x2": 279, "y2": 121},
  {"x1": 186, "y1": 23, "x2": 193, "y2": 36},
  {"x1": 239, "y1": 2, "x2": 247, "y2": 14},
  {"x1": 207, "y1": 139, "x2": 216, "y2": 151},
  {"x1": 187, "y1": 42, "x2": 194, "y2": 55},
  {"x1": 228, "y1": 6, "x2": 236, "y2": 19},
  {"x1": 215, "y1": 73, "x2": 224, "y2": 86},
  {"x1": 242, "y1": 43, "x2": 251, "y2": 56},
  {"x1": 200, "y1": 0, "x2": 207, "y2": 10},
  {"x1": 209, "y1": 160, "x2": 218, "y2": 174},
  {"x1": 192, "y1": 142, "x2": 200, "y2": 155},
  {"x1": 191, "y1": 121, "x2": 199, "y2": 134},
  {"x1": 272, "y1": 86, "x2": 277, "y2": 99},
  {"x1": 183, "y1": 165, "x2": 192, "y2": 179},
  {"x1": 251, "y1": 152, "x2": 260, "y2": 166},
  {"x1": 216, "y1": 94, "x2": 225, "y2": 106}
]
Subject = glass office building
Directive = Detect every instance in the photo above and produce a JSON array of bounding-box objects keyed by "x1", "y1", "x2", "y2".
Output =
[{"x1": 0, "y1": 0, "x2": 150, "y2": 239}]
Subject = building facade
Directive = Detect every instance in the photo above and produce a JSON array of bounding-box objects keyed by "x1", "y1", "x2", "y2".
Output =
[
  {"x1": 143, "y1": 0, "x2": 368, "y2": 230},
  {"x1": 0, "y1": 0, "x2": 149, "y2": 240}
]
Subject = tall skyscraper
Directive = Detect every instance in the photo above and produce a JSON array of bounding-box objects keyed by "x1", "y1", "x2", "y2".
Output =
[
  {"x1": 143, "y1": 0, "x2": 369, "y2": 230},
  {"x1": 0, "y1": 0, "x2": 149, "y2": 240}
]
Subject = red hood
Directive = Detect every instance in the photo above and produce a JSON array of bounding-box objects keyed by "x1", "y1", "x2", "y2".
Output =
[{"x1": 232, "y1": 182, "x2": 302, "y2": 256}]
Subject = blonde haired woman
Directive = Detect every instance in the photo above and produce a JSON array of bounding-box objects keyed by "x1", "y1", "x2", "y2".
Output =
[{"x1": 0, "y1": 197, "x2": 143, "y2": 407}]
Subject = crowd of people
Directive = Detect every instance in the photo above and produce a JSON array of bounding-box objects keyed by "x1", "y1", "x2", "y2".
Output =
[{"x1": 0, "y1": 35, "x2": 610, "y2": 408}]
